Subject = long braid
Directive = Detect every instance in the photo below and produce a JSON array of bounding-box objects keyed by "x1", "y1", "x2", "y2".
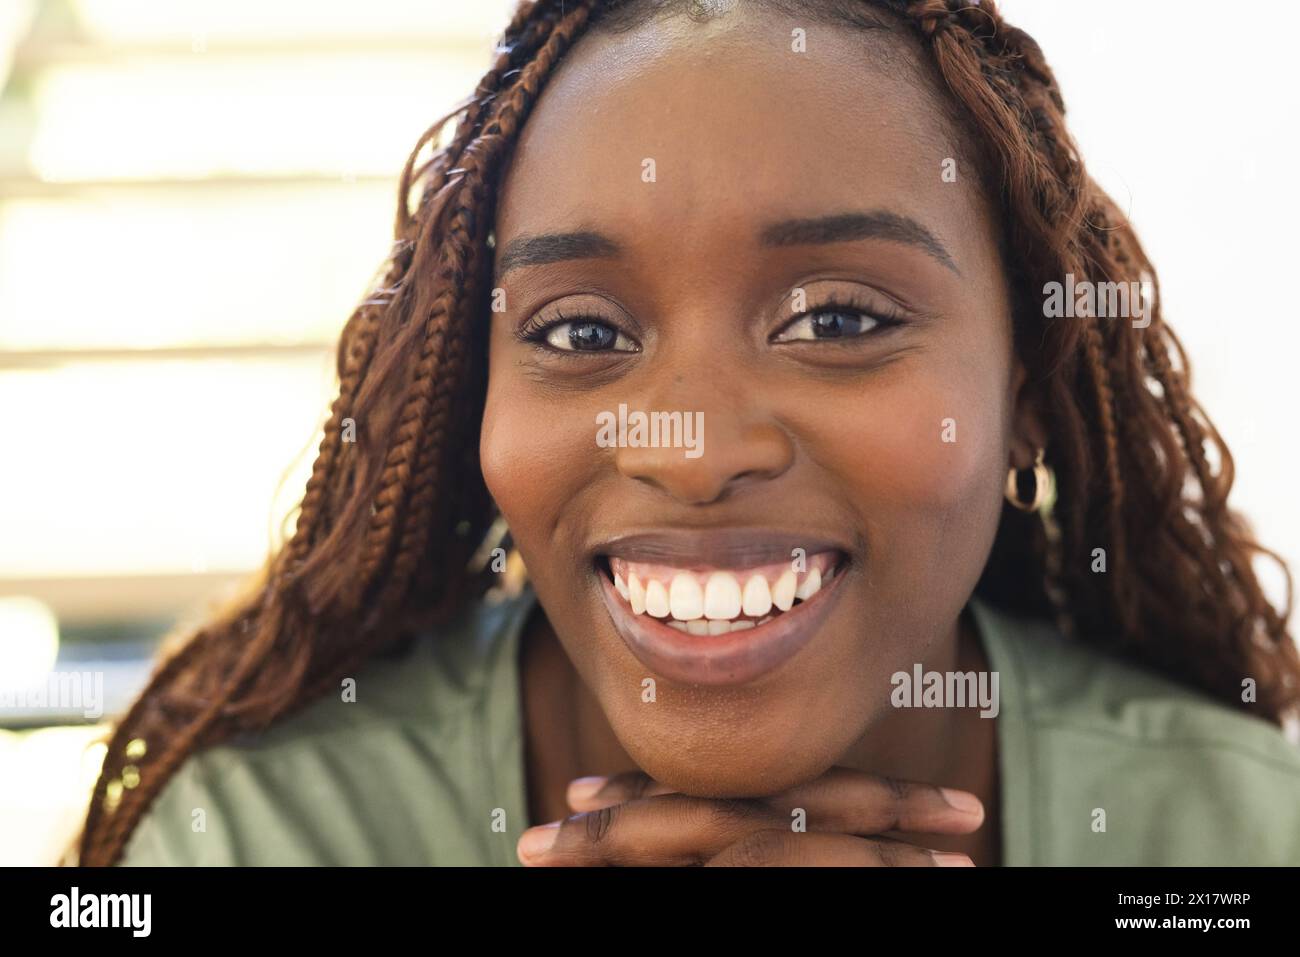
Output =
[
  {"x1": 1081, "y1": 317, "x2": 1133, "y2": 627},
  {"x1": 347, "y1": 3, "x2": 592, "y2": 623},
  {"x1": 249, "y1": 4, "x2": 590, "y2": 641},
  {"x1": 299, "y1": 1, "x2": 577, "y2": 619},
  {"x1": 372, "y1": 4, "x2": 598, "y2": 621}
]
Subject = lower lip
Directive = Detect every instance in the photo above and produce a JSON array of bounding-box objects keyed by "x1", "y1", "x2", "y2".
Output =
[{"x1": 596, "y1": 561, "x2": 846, "y2": 687}]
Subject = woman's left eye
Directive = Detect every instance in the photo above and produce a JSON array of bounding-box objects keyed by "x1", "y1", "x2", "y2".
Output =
[
  {"x1": 772, "y1": 307, "x2": 881, "y2": 342},
  {"x1": 540, "y1": 318, "x2": 639, "y2": 353}
]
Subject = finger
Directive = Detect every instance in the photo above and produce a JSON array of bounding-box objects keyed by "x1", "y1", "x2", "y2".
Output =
[
  {"x1": 528, "y1": 767, "x2": 985, "y2": 866},
  {"x1": 568, "y1": 767, "x2": 983, "y2": 835},
  {"x1": 519, "y1": 793, "x2": 786, "y2": 866},
  {"x1": 758, "y1": 766, "x2": 985, "y2": 836},
  {"x1": 705, "y1": 830, "x2": 975, "y2": 867},
  {"x1": 566, "y1": 771, "x2": 676, "y2": 811},
  {"x1": 520, "y1": 785, "x2": 978, "y2": 867}
]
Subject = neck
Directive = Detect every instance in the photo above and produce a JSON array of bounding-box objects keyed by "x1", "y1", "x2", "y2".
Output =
[{"x1": 519, "y1": 602, "x2": 638, "y2": 826}]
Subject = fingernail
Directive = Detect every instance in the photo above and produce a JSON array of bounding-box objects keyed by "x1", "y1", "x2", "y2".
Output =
[
  {"x1": 932, "y1": 852, "x2": 975, "y2": 867},
  {"x1": 517, "y1": 822, "x2": 561, "y2": 862},
  {"x1": 567, "y1": 776, "x2": 608, "y2": 803},
  {"x1": 939, "y1": 787, "x2": 983, "y2": 815}
]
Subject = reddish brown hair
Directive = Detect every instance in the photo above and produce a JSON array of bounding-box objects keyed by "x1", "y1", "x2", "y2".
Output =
[{"x1": 76, "y1": 0, "x2": 1299, "y2": 865}]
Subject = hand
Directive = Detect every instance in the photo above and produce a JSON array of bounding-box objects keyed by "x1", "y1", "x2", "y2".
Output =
[{"x1": 516, "y1": 765, "x2": 983, "y2": 866}]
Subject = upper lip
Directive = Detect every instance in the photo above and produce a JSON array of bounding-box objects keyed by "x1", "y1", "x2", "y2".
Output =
[{"x1": 590, "y1": 527, "x2": 853, "y2": 570}]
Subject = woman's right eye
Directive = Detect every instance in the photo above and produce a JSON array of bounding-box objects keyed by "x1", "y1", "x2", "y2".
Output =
[{"x1": 540, "y1": 318, "x2": 639, "y2": 353}]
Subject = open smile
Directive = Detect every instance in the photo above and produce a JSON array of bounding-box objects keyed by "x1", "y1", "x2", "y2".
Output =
[{"x1": 592, "y1": 530, "x2": 851, "y2": 686}]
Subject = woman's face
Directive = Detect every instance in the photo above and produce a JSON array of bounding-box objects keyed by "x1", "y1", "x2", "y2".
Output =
[{"x1": 482, "y1": 10, "x2": 1027, "y2": 796}]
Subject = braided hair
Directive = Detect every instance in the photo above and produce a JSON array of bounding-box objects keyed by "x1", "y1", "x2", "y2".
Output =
[{"x1": 75, "y1": 0, "x2": 1299, "y2": 866}]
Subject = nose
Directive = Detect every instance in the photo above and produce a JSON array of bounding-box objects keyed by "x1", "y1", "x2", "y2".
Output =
[{"x1": 612, "y1": 396, "x2": 795, "y2": 506}]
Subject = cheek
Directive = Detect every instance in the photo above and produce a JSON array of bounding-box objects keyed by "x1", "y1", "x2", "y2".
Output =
[
  {"x1": 859, "y1": 379, "x2": 1001, "y2": 512},
  {"x1": 809, "y1": 355, "x2": 1009, "y2": 550},
  {"x1": 480, "y1": 383, "x2": 554, "y2": 530},
  {"x1": 797, "y1": 355, "x2": 1011, "y2": 697},
  {"x1": 479, "y1": 355, "x2": 598, "y2": 546}
]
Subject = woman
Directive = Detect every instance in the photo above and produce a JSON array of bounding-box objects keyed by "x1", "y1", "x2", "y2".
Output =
[{"x1": 78, "y1": 0, "x2": 1300, "y2": 867}]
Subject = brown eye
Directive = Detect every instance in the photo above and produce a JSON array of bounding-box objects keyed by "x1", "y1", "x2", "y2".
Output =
[
  {"x1": 773, "y1": 308, "x2": 878, "y2": 342},
  {"x1": 541, "y1": 318, "x2": 638, "y2": 353},
  {"x1": 561, "y1": 320, "x2": 616, "y2": 350}
]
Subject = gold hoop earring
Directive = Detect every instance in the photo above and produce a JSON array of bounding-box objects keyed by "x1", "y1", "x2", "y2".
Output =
[{"x1": 1005, "y1": 448, "x2": 1052, "y2": 513}]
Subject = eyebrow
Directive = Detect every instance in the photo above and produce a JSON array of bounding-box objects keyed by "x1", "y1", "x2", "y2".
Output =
[
  {"x1": 495, "y1": 230, "x2": 620, "y2": 279},
  {"x1": 494, "y1": 208, "x2": 960, "y2": 279},
  {"x1": 759, "y1": 210, "x2": 959, "y2": 274}
]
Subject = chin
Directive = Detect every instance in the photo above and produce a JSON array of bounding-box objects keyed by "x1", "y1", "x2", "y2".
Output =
[
  {"x1": 611, "y1": 714, "x2": 843, "y2": 799},
  {"x1": 643, "y1": 751, "x2": 834, "y2": 799}
]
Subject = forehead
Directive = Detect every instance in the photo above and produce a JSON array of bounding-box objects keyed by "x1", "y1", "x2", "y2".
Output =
[{"x1": 493, "y1": 9, "x2": 986, "y2": 273}]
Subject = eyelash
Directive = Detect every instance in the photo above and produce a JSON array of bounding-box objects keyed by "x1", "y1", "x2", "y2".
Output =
[
  {"x1": 775, "y1": 292, "x2": 907, "y2": 343},
  {"x1": 516, "y1": 294, "x2": 906, "y2": 354},
  {"x1": 516, "y1": 308, "x2": 638, "y2": 357}
]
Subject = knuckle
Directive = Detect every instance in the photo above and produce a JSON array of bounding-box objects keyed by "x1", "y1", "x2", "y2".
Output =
[
  {"x1": 875, "y1": 776, "x2": 912, "y2": 830},
  {"x1": 879, "y1": 775, "x2": 912, "y2": 802},
  {"x1": 582, "y1": 805, "x2": 619, "y2": 845},
  {"x1": 709, "y1": 797, "x2": 763, "y2": 826},
  {"x1": 866, "y1": 838, "x2": 928, "y2": 867},
  {"x1": 724, "y1": 829, "x2": 791, "y2": 867},
  {"x1": 872, "y1": 839, "x2": 906, "y2": 866}
]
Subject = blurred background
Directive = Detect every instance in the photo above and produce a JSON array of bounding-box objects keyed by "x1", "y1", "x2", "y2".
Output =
[{"x1": 1, "y1": 0, "x2": 1296, "y2": 865}]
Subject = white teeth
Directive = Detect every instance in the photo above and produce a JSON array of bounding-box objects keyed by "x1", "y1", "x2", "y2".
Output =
[
  {"x1": 645, "y1": 579, "x2": 671, "y2": 618},
  {"x1": 704, "y1": 572, "x2": 742, "y2": 619},
  {"x1": 628, "y1": 572, "x2": 647, "y2": 615},
  {"x1": 669, "y1": 573, "x2": 704, "y2": 620},
  {"x1": 795, "y1": 567, "x2": 822, "y2": 601},
  {"x1": 615, "y1": 557, "x2": 839, "y2": 629},
  {"x1": 741, "y1": 574, "x2": 772, "y2": 617},
  {"x1": 772, "y1": 568, "x2": 797, "y2": 611},
  {"x1": 668, "y1": 618, "x2": 768, "y2": 635}
]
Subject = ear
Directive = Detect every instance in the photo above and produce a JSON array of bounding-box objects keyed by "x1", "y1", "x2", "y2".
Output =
[{"x1": 1008, "y1": 357, "x2": 1048, "y2": 471}]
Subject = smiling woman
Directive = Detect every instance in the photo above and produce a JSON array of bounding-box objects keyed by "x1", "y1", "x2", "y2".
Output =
[{"x1": 76, "y1": 0, "x2": 1300, "y2": 868}]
